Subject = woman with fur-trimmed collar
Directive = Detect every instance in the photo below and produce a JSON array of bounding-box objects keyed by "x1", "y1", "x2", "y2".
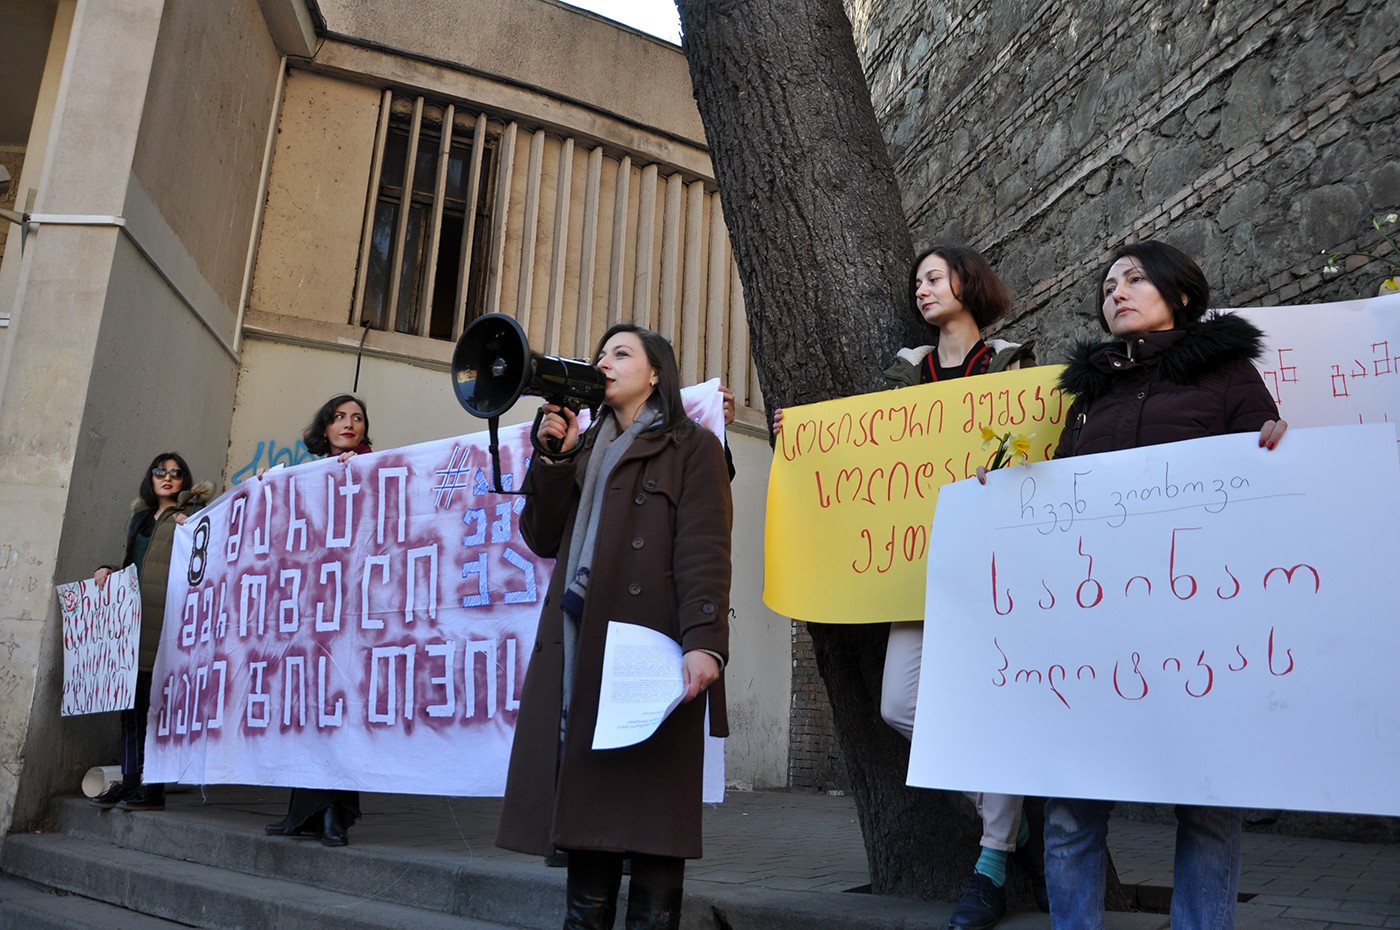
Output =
[
  {"x1": 1056, "y1": 294, "x2": 1283, "y2": 459},
  {"x1": 1044, "y1": 241, "x2": 1286, "y2": 930},
  {"x1": 89, "y1": 452, "x2": 214, "y2": 812}
]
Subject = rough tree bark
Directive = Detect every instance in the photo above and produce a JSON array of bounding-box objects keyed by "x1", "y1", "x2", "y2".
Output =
[
  {"x1": 674, "y1": 0, "x2": 981, "y2": 902},
  {"x1": 675, "y1": 0, "x2": 1123, "y2": 908}
]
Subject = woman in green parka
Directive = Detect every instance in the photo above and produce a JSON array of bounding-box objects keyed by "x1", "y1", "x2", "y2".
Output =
[{"x1": 89, "y1": 451, "x2": 214, "y2": 812}]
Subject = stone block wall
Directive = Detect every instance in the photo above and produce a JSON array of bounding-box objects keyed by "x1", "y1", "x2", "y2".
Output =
[{"x1": 846, "y1": 0, "x2": 1399, "y2": 363}]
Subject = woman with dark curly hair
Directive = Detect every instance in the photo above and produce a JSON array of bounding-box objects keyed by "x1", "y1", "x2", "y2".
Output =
[
  {"x1": 301, "y1": 393, "x2": 373, "y2": 460},
  {"x1": 263, "y1": 393, "x2": 372, "y2": 846},
  {"x1": 89, "y1": 452, "x2": 215, "y2": 812}
]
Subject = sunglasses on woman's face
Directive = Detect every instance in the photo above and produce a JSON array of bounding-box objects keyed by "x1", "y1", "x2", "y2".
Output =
[{"x1": 151, "y1": 468, "x2": 185, "y2": 480}]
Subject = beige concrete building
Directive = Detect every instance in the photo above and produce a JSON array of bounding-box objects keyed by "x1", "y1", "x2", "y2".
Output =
[{"x1": 0, "y1": 0, "x2": 788, "y2": 837}]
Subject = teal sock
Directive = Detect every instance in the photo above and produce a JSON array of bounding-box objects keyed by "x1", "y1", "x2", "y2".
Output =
[
  {"x1": 1017, "y1": 810, "x2": 1031, "y2": 848},
  {"x1": 974, "y1": 846, "x2": 1009, "y2": 886}
]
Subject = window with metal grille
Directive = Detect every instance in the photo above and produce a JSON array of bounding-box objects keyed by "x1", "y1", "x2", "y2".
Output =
[{"x1": 354, "y1": 94, "x2": 495, "y2": 341}]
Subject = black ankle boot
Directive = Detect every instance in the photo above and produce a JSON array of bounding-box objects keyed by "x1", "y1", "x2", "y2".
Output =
[
  {"x1": 116, "y1": 783, "x2": 165, "y2": 811},
  {"x1": 564, "y1": 852, "x2": 623, "y2": 930},
  {"x1": 320, "y1": 805, "x2": 349, "y2": 846},
  {"x1": 624, "y1": 884, "x2": 682, "y2": 930}
]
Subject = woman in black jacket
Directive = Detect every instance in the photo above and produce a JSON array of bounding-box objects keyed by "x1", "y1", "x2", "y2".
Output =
[
  {"x1": 1042, "y1": 241, "x2": 1285, "y2": 930},
  {"x1": 90, "y1": 452, "x2": 214, "y2": 812}
]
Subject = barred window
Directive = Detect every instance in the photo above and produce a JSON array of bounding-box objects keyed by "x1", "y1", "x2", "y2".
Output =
[{"x1": 355, "y1": 94, "x2": 495, "y2": 341}]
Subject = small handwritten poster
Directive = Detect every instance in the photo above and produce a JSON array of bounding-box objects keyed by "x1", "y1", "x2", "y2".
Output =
[
  {"x1": 59, "y1": 565, "x2": 141, "y2": 716},
  {"x1": 908, "y1": 424, "x2": 1400, "y2": 816}
]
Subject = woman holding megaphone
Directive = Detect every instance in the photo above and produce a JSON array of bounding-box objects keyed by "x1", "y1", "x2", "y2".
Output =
[{"x1": 495, "y1": 323, "x2": 732, "y2": 930}]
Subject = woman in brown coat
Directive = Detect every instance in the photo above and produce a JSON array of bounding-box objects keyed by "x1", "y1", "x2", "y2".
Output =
[{"x1": 495, "y1": 323, "x2": 732, "y2": 930}]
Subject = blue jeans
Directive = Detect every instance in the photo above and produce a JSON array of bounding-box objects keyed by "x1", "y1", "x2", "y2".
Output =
[{"x1": 1044, "y1": 798, "x2": 1242, "y2": 930}]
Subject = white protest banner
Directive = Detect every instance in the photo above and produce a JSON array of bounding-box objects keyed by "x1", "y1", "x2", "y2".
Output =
[
  {"x1": 59, "y1": 565, "x2": 141, "y2": 716},
  {"x1": 908, "y1": 424, "x2": 1400, "y2": 816},
  {"x1": 1239, "y1": 290, "x2": 1400, "y2": 429},
  {"x1": 145, "y1": 382, "x2": 725, "y2": 795}
]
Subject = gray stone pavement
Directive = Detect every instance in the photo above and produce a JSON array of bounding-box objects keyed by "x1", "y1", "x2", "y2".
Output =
[{"x1": 151, "y1": 785, "x2": 1400, "y2": 929}]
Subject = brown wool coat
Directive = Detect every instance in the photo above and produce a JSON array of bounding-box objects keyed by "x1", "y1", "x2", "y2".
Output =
[{"x1": 495, "y1": 422, "x2": 732, "y2": 859}]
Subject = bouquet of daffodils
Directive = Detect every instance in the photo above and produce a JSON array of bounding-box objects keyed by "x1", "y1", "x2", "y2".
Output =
[{"x1": 981, "y1": 427, "x2": 1032, "y2": 471}]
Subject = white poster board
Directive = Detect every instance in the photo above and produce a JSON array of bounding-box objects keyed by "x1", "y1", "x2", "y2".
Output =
[
  {"x1": 59, "y1": 565, "x2": 141, "y2": 716},
  {"x1": 908, "y1": 424, "x2": 1400, "y2": 816},
  {"x1": 1240, "y1": 291, "x2": 1400, "y2": 430}
]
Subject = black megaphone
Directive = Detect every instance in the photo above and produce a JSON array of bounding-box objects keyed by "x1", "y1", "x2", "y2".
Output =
[
  {"x1": 451, "y1": 313, "x2": 607, "y2": 491},
  {"x1": 451, "y1": 313, "x2": 606, "y2": 418}
]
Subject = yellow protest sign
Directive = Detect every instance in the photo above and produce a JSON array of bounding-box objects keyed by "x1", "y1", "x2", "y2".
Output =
[{"x1": 764, "y1": 365, "x2": 1069, "y2": 623}]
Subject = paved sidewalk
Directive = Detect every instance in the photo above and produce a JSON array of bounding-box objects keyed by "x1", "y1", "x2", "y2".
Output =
[{"x1": 161, "y1": 785, "x2": 1400, "y2": 929}]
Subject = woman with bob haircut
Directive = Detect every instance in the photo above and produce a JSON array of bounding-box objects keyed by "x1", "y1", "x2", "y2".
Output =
[
  {"x1": 495, "y1": 322, "x2": 732, "y2": 930},
  {"x1": 1041, "y1": 239, "x2": 1286, "y2": 928},
  {"x1": 90, "y1": 452, "x2": 215, "y2": 812},
  {"x1": 776, "y1": 244, "x2": 1044, "y2": 930},
  {"x1": 882, "y1": 245, "x2": 1044, "y2": 930}
]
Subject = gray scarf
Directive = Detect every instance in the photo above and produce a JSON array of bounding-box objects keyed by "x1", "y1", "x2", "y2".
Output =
[{"x1": 559, "y1": 403, "x2": 661, "y2": 715}]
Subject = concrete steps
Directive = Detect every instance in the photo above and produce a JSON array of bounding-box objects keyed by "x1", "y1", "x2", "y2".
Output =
[
  {"x1": 0, "y1": 790, "x2": 1168, "y2": 930},
  {"x1": 1, "y1": 796, "x2": 552, "y2": 930},
  {"x1": 0, "y1": 873, "x2": 194, "y2": 930}
]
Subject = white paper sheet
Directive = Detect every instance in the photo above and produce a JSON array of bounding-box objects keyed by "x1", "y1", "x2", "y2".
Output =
[{"x1": 593, "y1": 621, "x2": 686, "y2": 750}]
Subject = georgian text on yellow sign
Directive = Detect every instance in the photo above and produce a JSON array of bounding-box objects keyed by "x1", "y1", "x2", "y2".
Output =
[{"x1": 764, "y1": 366, "x2": 1068, "y2": 623}]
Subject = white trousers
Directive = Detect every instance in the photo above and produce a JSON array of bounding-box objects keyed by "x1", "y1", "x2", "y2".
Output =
[{"x1": 880, "y1": 620, "x2": 1023, "y2": 851}]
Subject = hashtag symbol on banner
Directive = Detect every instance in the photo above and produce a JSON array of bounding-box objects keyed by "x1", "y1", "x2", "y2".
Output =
[{"x1": 433, "y1": 446, "x2": 474, "y2": 509}]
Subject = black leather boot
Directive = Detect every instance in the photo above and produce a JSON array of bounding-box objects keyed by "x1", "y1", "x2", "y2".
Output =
[
  {"x1": 90, "y1": 774, "x2": 139, "y2": 809},
  {"x1": 265, "y1": 814, "x2": 318, "y2": 837},
  {"x1": 563, "y1": 852, "x2": 623, "y2": 930},
  {"x1": 623, "y1": 883, "x2": 682, "y2": 930},
  {"x1": 321, "y1": 804, "x2": 349, "y2": 846}
]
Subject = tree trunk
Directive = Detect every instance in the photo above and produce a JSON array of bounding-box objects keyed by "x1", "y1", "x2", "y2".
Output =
[
  {"x1": 676, "y1": 0, "x2": 1125, "y2": 909},
  {"x1": 674, "y1": 0, "x2": 977, "y2": 900}
]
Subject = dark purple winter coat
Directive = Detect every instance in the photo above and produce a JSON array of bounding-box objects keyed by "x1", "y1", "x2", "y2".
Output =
[{"x1": 1054, "y1": 312, "x2": 1279, "y2": 458}]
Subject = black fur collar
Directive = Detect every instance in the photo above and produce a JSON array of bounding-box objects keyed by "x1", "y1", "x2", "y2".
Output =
[{"x1": 1058, "y1": 312, "x2": 1267, "y2": 403}]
